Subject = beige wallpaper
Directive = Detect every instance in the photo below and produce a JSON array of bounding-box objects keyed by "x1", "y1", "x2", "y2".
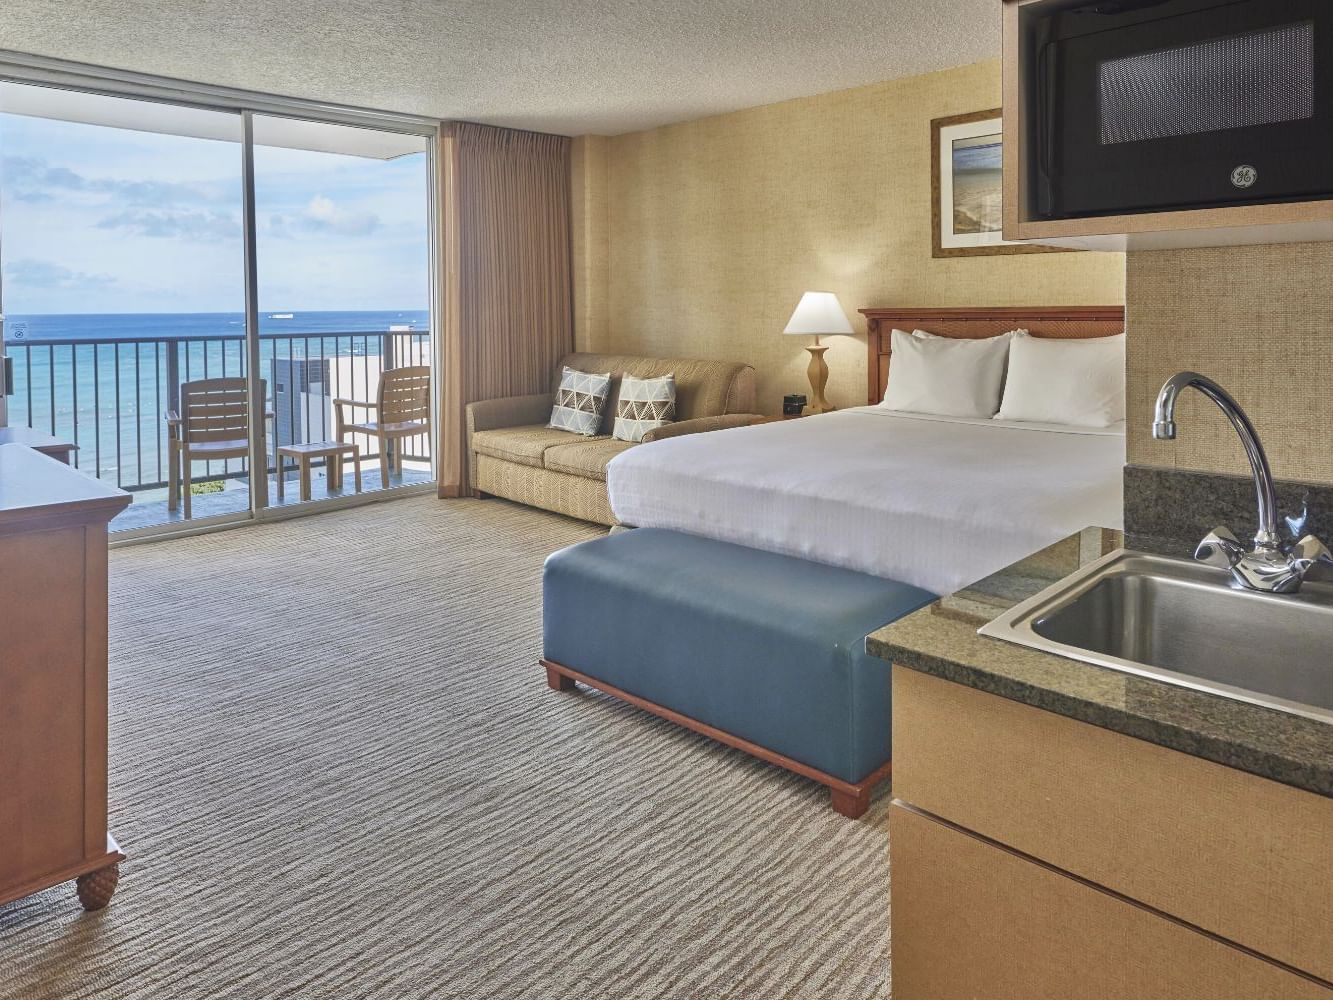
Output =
[
  {"x1": 570, "y1": 59, "x2": 1125, "y2": 413},
  {"x1": 570, "y1": 135, "x2": 611, "y2": 351},
  {"x1": 1126, "y1": 242, "x2": 1333, "y2": 485}
]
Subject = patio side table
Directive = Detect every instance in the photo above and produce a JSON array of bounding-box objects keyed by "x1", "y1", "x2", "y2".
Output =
[{"x1": 276, "y1": 441, "x2": 361, "y2": 502}]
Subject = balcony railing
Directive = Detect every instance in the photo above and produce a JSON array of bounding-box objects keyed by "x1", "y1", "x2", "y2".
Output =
[{"x1": 4, "y1": 329, "x2": 432, "y2": 491}]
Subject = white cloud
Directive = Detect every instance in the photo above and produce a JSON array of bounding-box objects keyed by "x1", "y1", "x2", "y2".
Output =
[
  {"x1": 2, "y1": 154, "x2": 235, "y2": 207},
  {"x1": 307, "y1": 194, "x2": 338, "y2": 221},
  {"x1": 4, "y1": 257, "x2": 116, "y2": 290},
  {"x1": 265, "y1": 195, "x2": 381, "y2": 240},
  {"x1": 96, "y1": 209, "x2": 242, "y2": 241}
]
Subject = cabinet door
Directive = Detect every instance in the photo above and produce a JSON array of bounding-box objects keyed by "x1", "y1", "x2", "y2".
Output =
[
  {"x1": 889, "y1": 804, "x2": 1328, "y2": 1000},
  {"x1": 892, "y1": 666, "x2": 1333, "y2": 981}
]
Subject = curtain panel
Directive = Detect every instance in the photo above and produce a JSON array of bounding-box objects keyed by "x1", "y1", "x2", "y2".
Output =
[{"x1": 438, "y1": 122, "x2": 573, "y2": 497}]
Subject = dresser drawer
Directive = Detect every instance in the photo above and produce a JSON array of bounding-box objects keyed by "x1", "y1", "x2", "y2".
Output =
[
  {"x1": 890, "y1": 803, "x2": 1329, "y2": 1000},
  {"x1": 892, "y1": 666, "x2": 1333, "y2": 982}
]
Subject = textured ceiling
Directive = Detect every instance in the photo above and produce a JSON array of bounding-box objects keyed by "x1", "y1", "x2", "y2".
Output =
[{"x1": 0, "y1": 0, "x2": 1001, "y2": 136}]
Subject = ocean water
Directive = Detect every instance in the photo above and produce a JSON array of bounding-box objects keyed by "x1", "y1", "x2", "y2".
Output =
[
  {"x1": 3, "y1": 310, "x2": 431, "y2": 490},
  {"x1": 4, "y1": 310, "x2": 430, "y2": 342}
]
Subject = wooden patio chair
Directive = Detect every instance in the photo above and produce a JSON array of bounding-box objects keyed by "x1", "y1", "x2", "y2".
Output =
[
  {"x1": 166, "y1": 377, "x2": 267, "y2": 520},
  {"x1": 334, "y1": 365, "x2": 431, "y2": 489}
]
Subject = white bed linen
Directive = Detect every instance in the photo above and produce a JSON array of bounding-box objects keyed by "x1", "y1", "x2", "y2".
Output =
[{"x1": 606, "y1": 407, "x2": 1125, "y2": 596}]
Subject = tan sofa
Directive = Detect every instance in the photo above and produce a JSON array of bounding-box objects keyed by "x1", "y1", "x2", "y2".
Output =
[{"x1": 466, "y1": 352, "x2": 760, "y2": 525}]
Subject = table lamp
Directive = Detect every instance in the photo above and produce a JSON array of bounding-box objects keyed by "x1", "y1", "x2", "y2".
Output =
[{"x1": 783, "y1": 291, "x2": 853, "y2": 415}]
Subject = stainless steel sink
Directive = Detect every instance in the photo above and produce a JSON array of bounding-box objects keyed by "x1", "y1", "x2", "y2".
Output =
[{"x1": 979, "y1": 549, "x2": 1333, "y2": 725}]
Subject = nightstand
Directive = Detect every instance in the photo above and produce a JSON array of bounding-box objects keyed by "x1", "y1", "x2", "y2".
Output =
[{"x1": 750, "y1": 413, "x2": 806, "y2": 424}]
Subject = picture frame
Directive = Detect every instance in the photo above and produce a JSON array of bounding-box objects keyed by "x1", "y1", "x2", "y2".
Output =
[{"x1": 931, "y1": 109, "x2": 1066, "y2": 258}]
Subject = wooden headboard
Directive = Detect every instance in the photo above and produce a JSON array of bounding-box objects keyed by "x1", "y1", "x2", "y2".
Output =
[{"x1": 858, "y1": 306, "x2": 1126, "y2": 405}]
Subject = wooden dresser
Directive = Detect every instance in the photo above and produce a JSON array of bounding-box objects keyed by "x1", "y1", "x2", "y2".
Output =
[{"x1": 0, "y1": 443, "x2": 130, "y2": 911}]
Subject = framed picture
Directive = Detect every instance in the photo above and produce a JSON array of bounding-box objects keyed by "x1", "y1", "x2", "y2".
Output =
[{"x1": 931, "y1": 109, "x2": 1065, "y2": 258}]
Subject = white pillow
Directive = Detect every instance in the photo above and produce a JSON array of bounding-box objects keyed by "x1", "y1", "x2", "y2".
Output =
[
  {"x1": 912, "y1": 326, "x2": 1028, "y2": 340},
  {"x1": 881, "y1": 328, "x2": 1015, "y2": 418},
  {"x1": 996, "y1": 333, "x2": 1126, "y2": 427}
]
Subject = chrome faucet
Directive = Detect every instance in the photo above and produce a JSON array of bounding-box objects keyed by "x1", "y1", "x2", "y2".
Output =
[{"x1": 1152, "y1": 371, "x2": 1331, "y2": 594}]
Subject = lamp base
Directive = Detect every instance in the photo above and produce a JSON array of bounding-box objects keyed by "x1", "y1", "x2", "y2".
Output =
[{"x1": 805, "y1": 345, "x2": 835, "y2": 414}]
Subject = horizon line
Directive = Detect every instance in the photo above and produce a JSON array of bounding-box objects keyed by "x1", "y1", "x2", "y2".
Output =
[{"x1": 5, "y1": 307, "x2": 430, "y2": 317}]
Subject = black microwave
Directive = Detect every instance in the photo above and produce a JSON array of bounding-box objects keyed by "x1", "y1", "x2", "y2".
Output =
[{"x1": 1020, "y1": 0, "x2": 1333, "y2": 220}]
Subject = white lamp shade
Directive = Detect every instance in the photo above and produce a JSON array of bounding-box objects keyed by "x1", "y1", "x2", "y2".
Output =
[{"x1": 783, "y1": 291, "x2": 854, "y2": 336}]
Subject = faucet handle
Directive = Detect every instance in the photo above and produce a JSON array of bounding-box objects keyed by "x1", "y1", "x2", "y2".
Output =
[
  {"x1": 1195, "y1": 526, "x2": 1244, "y2": 569},
  {"x1": 1290, "y1": 534, "x2": 1333, "y2": 576}
]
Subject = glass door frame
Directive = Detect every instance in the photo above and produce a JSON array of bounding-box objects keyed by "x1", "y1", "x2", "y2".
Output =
[
  {"x1": 0, "y1": 49, "x2": 442, "y2": 543},
  {"x1": 0, "y1": 200, "x2": 8, "y2": 428}
]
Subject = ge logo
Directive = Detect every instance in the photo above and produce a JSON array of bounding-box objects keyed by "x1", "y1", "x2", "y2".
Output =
[{"x1": 1231, "y1": 165, "x2": 1258, "y2": 189}]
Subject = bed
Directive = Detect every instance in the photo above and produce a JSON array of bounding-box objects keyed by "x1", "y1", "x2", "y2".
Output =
[{"x1": 606, "y1": 306, "x2": 1127, "y2": 596}]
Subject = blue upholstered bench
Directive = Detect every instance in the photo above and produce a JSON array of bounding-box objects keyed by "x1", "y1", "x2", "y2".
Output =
[{"x1": 542, "y1": 528, "x2": 936, "y2": 818}]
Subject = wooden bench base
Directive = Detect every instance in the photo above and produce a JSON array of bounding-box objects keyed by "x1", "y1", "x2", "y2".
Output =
[{"x1": 542, "y1": 659, "x2": 891, "y2": 819}]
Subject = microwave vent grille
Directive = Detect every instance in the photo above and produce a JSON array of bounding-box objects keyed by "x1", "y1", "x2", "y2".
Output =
[{"x1": 1099, "y1": 22, "x2": 1314, "y2": 145}]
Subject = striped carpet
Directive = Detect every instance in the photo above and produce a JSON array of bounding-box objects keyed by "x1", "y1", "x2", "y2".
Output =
[{"x1": 0, "y1": 496, "x2": 892, "y2": 999}]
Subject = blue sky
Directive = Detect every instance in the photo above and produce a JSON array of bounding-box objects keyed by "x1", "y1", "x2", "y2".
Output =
[
  {"x1": 952, "y1": 138, "x2": 1002, "y2": 175},
  {"x1": 0, "y1": 108, "x2": 430, "y2": 314}
]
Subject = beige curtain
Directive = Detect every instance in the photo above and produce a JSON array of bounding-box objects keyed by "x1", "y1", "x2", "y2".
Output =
[{"x1": 437, "y1": 122, "x2": 573, "y2": 497}]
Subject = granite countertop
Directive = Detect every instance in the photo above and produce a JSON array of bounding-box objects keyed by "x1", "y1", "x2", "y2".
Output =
[{"x1": 866, "y1": 527, "x2": 1333, "y2": 799}]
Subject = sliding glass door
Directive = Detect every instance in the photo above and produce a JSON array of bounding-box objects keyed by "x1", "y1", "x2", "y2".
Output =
[
  {"x1": 0, "y1": 68, "x2": 436, "y2": 535},
  {"x1": 0, "y1": 83, "x2": 254, "y2": 530},
  {"x1": 251, "y1": 116, "x2": 433, "y2": 508}
]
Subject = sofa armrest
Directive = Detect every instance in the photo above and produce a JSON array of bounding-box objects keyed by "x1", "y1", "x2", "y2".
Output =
[
  {"x1": 466, "y1": 392, "x2": 554, "y2": 437},
  {"x1": 641, "y1": 413, "x2": 762, "y2": 443}
]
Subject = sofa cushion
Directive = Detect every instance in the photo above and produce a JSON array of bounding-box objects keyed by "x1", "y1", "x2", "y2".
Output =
[
  {"x1": 548, "y1": 366, "x2": 612, "y2": 436},
  {"x1": 544, "y1": 438, "x2": 637, "y2": 481},
  {"x1": 472, "y1": 425, "x2": 595, "y2": 469}
]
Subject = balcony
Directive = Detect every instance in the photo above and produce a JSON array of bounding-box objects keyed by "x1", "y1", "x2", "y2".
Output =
[{"x1": 5, "y1": 327, "x2": 434, "y2": 531}]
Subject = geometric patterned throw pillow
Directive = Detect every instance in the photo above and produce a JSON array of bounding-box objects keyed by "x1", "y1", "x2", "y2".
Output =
[
  {"x1": 612, "y1": 373, "x2": 676, "y2": 442},
  {"x1": 549, "y1": 366, "x2": 613, "y2": 436}
]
